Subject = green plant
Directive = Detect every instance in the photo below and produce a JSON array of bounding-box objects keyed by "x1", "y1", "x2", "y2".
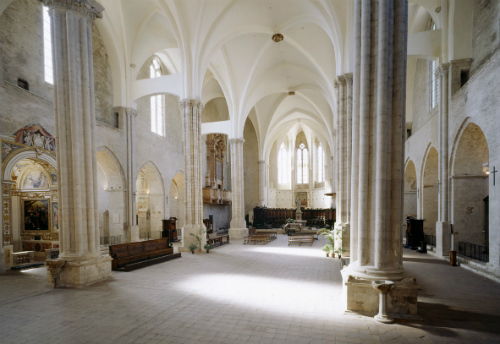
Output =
[
  {"x1": 188, "y1": 243, "x2": 197, "y2": 252},
  {"x1": 204, "y1": 243, "x2": 213, "y2": 250},
  {"x1": 190, "y1": 228, "x2": 205, "y2": 248},
  {"x1": 322, "y1": 244, "x2": 332, "y2": 253},
  {"x1": 286, "y1": 218, "x2": 295, "y2": 223}
]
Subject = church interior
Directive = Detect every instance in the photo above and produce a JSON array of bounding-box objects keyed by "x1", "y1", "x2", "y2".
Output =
[{"x1": 1, "y1": 0, "x2": 500, "y2": 343}]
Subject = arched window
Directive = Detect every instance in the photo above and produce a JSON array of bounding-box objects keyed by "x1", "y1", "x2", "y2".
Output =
[
  {"x1": 43, "y1": 6, "x2": 53, "y2": 84},
  {"x1": 317, "y1": 145, "x2": 324, "y2": 183},
  {"x1": 278, "y1": 143, "x2": 289, "y2": 184},
  {"x1": 150, "y1": 57, "x2": 165, "y2": 136},
  {"x1": 297, "y1": 143, "x2": 308, "y2": 184}
]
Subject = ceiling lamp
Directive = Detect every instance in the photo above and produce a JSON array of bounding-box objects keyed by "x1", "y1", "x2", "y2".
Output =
[
  {"x1": 288, "y1": 91, "x2": 295, "y2": 96},
  {"x1": 272, "y1": 33, "x2": 284, "y2": 42}
]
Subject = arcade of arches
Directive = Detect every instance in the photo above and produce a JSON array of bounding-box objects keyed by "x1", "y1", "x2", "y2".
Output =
[{"x1": 0, "y1": 0, "x2": 499, "y2": 323}]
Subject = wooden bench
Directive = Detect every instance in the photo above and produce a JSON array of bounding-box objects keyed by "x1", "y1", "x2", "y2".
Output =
[
  {"x1": 244, "y1": 234, "x2": 271, "y2": 245},
  {"x1": 109, "y1": 238, "x2": 181, "y2": 271},
  {"x1": 288, "y1": 236, "x2": 314, "y2": 246},
  {"x1": 256, "y1": 231, "x2": 278, "y2": 240},
  {"x1": 207, "y1": 232, "x2": 230, "y2": 247}
]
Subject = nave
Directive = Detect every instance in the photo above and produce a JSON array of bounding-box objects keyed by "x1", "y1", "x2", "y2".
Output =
[{"x1": 1, "y1": 236, "x2": 500, "y2": 344}]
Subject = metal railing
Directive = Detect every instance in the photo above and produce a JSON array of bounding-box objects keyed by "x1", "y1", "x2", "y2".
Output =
[
  {"x1": 100, "y1": 235, "x2": 123, "y2": 246},
  {"x1": 424, "y1": 235, "x2": 436, "y2": 247},
  {"x1": 458, "y1": 241, "x2": 489, "y2": 262},
  {"x1": 139, "y1": 231, "x2": 163, "y2": 241}
]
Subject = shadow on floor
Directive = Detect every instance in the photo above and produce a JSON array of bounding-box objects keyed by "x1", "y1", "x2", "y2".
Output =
[
  {"x1": 403, "y1": 257, "x2": 450, "y2": 265},
  {"x1": 398, "y1": 302, "x2": 500, "y2": 337}
]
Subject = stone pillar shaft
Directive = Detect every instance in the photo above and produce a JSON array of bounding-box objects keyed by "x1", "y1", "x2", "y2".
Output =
[
  {"x1": 229, "y1": 138, "x2": 247, "y2": 238},
  {"x1": 180, "y1": 99, "x2": 204, "y2": 227},
  {"x1": 438, "y1": 64, "x2": 450, "y2": 223},
  {"x1": 349, "y1": 0, "x2": 407, "y2": 278},
  {"x1": 259, "y1": 160, "x2": 266, "y2": 206},
  {"x1": 45, "y1": 0, "x2": 104, "y2": 259}
]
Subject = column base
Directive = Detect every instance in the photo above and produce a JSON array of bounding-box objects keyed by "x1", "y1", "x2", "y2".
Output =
[
  {"x1": 341, "y1": 271, "x2": 419, "y2": 317},
  {"x1": 374, "y1": 314, "x2": 395, "y2": 323},
  {"x1": 436, "y1": 221, "x2": 452, "y2": 256},
  {"x1": 47, "y1": 255, "x2": 112, "y2": 287},
  {"x1": 179, "y1": 224, "x2": 206, "y2": 252},
  {"x1": 127, "y1": 225, "x2": 140, "y2": 243},
  {"x1": 229, "y1": 228, "x2": 248, "y2": 239},
  {"x1": 334, "y1": 223, "x2": 350, "y2": 257}
]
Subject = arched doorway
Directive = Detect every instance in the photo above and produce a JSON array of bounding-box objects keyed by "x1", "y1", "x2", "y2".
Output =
[
  {"x1": 136, "y1": 162, "x2": 165, "y2": 239},
  {"x1": 451, "y1": 123, "x2": 489, "y2": 257},
  {"x1": 96, "y1": 148, "x2": 126, "y2": 245},
  {"x1": 403, "y1": 160, "x2": 418, "y2": 237},
  {"x1": 169, "y1": 172, "x2": 185, "y2": 229},
  {"x1": 421, "y1": 147, "x2": 438, "y2": 237}
]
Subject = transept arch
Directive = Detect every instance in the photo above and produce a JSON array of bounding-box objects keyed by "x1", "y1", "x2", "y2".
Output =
[
  {"x1": 169, "y1": 172, "x2": 185, "y2": 230},
  {"x1": 403, "y1": 160, "x2": 418, "y2": 236}
]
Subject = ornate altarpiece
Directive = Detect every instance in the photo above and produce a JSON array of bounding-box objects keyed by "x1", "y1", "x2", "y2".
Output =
[{"x1": 203, "y1": 134, "x2": 231, "y2": 205}]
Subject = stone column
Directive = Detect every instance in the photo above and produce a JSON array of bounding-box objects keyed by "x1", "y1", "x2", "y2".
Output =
[
  {"x1": 229, "y1": 138, "x2": 248, "y2": 239},
  {"x1": 0, "y1": 180, "x2": 6, "y2": 273},
  {"x1": 180, "y1": 99, "x2": 206, "y2": 250},
  {"x1": 259, "y1": 160, "x2": 266, "y2": 206},
  {"x1": 42, "y1": 0, "x2": 111, "y2": 285},
  {"x1": 342, "y1": 0, "x2": 418, "y2": 317},
  {"x1": 436, "y1": 63, "x2": 451, "y2": 256},
  {"x1": 117, "y1": 106, "x2": 140, "y2": 243}
]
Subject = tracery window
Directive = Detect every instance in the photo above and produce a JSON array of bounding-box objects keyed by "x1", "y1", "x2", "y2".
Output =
[
  {"x1": 296, "y1": 143, "x2": 308, "y2": 184},
  {"x1": 317, "y1": 145, "x2": 324, "y2": 183},
  {"x1": 150, "y1": 57, "x2": 165, "y2": 136},
  {"x1": 278, "y1": 143, "x2": 289, "y2": 184},
  {"x1": 43, "y1": 6, "x2": 53, "y2": 84}
]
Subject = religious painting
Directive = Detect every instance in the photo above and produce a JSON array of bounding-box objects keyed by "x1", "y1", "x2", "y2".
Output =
[
  {"x1": 52, "y1": 202, "x2": 59, "y2": 231},
  {"x1": 296, "y1": 192, "x2": 308, "y2": 207},
  {"x1": 22, "y1": 171, "x2": 49, "y2": 189},
  {"x1": 12, "y1": 123, "x2": 56, "y2": 152},
  {"x1": 51, "y1": 173, "x2": 58, "y2": 183},
  {"x1": 2, "y1": 141, "x2": 23, "y2": 160},
  {"x1": 23, "y1": 199, "x2": 50, "y2": 231}
]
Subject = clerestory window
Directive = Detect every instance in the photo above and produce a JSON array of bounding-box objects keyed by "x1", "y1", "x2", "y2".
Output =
[
  {"x1": 296, "y1": 143, "x2": 309, "y2": 184},
  {"x1": 278, "y1": 143, "x2": 289, "y2": 184},
  {"x1": 43, "y1": 6, "x2": 53, "y2": 84},
  {"x1": 150, "y1": 57, "x2": 165, "y2": 136}
]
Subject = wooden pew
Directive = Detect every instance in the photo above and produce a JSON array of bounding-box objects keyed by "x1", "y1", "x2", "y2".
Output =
[
  {"x1": 288, "y1": 236, "x2": 314, "y2": 246},
  {"x1": 207, "y1": 232, "x2": 230, "y2": 247},
  {"x1": 244, "y1": 234, "x2": 271, "y2": 245},
  {"x1": 109, "y1": 238, "x2": 181, "y2": 271}
]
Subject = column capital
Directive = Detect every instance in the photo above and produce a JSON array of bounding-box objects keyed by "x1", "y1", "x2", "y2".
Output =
[
  {"x1": 258, "y1": 160, "x2": 266, "y2": 165},
  {"x1": 40, "y1": 0, "x2": 104, "y2": 24},
  {"x1": 228, "y1": 138, "x2": 245, "y2": 144},
  {"x1": 344, "y1": 73, "x2": 353, "y2": 84},
  {"x1": 113, "y1": 106, "x2": 137, "y2": 117},
  {"x1": 336, "y1": 75, "x2": 347, "y2": 85},
  {"x1": 436, "y1": 63, "x2": 450, "y2": 78},
  {"x1": 179, "y1": 98, "x2": 204, "y2": 111}
]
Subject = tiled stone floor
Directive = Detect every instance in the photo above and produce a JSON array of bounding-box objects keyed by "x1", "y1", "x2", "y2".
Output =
[{"x1": 1, "y1": 235, "x2": 500, "y2": 344}]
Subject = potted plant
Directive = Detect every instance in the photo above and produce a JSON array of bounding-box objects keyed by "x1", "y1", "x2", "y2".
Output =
[
  {"x1": 188, "y1": 243, "x2": 197, "y2": 254},
  {"x1": 322, "y1": 244, "x2": 332, "y2": 257},
  {"x1": 204, "y1": 243, "x2": 213, "y2": 253},
  {"x1": 190, "y1": 228, "x2": 205, "y2": 254}
]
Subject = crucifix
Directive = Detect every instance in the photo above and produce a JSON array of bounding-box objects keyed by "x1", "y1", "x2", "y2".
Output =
[
  {"x1": 437, "y1": 179, "x2": 441, "y2": 193},
  {"x1": 417, "y1": 188, "x2": 420, "y2": 199},
  {"x1": 492, "y1": 166, "x2": 498, "y2": 186}
]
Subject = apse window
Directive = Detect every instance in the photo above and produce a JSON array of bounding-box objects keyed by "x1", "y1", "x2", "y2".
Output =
[
  {"x1": 296, "y1": 143, "x2": 309, "y2": 184},
  {"x1": 150, "y1": 57, "x2": 165, "y2": 136},
  {"x1": 43, "y1": 6, "x2": 53, "y2": 84},
  {"x1": 278, "y1": 143, "x2": 289, "y2": 184},
  {"x1": 317, "y1": 144, "x2": 324, "y2": 183}
]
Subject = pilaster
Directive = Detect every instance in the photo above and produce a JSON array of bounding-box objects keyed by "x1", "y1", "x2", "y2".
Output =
[
  {"x1": 42, "y1": 0, "x2": 111, "y2": 286},
  {"x1": 343, "y1": 0, "x2": 418, "y2": 317},
  {"x1": 229, "y1": 138, "x2": 248, "y2": 239}
]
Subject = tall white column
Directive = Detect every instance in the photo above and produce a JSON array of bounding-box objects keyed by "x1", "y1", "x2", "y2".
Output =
[
  {"x1": 343, "y1": 0, "x2": 418, "y2": 317},
  {"x1": 180, "y1": 99, "x2": 206, "y2": 250},
  {"x1": 436, "y1": 63, "x2": 452, "y2": 256},
  {"x1": 229, "y1": 138, "x2": 248, "y2": 239},
  {"x1": 119, "y1": 106, "x2": 140, "y2": 242},
  {"x1": 259, "y1": 160, "x2": 266, "y2": 206},
  {"x1": 42, "y1": 0, "x2": 111, "y2": 285}
]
